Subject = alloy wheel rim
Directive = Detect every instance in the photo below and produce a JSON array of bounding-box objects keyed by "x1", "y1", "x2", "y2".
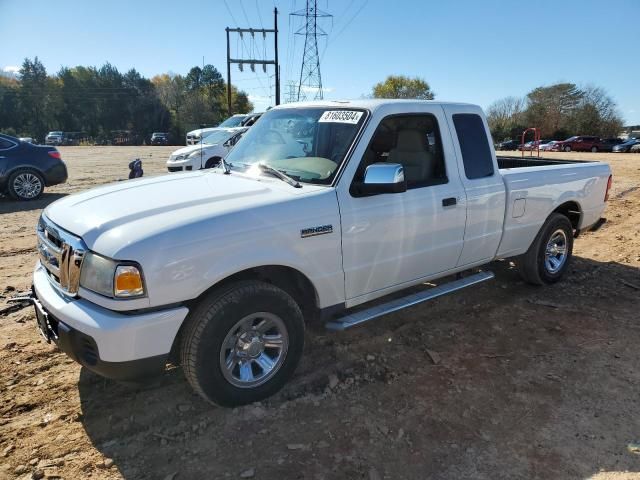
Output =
[
  {"x1": 544, "y1": 229, "x2": 568, "y2": 274},
  {"x1": 219, "y1": 312, "x2": 288, "y2": 388},
  {"x1": 13, "y1": 173, "x2": 42, "y2": 199}
]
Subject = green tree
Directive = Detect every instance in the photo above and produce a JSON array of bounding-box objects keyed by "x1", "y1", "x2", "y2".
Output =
[
  {"x1": 372, "y1": 75, "x2": 435, "y2": 100},
  {"x1": 19, "y1": 57, "x2": 54, "y2": 140},
  {"x1": 525, "y1": 83, "x2": 583, "y2": 137}
]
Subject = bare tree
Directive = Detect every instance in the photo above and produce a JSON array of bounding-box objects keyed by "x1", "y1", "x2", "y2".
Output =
[{"x1": 487, "y1": 96, "x2": 526, "y2": 140}]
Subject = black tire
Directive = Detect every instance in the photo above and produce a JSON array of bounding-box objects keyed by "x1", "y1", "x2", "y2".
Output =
[
  {"x1": 564, "y1": 145, "x2": 572, "y2": 152},
  {"x1": 180, "y1": 280, "x2": 305, "y2": 406},
  {"x1": 204, "y1": 157, "x2": 221, "y2": 169},
  {"x1": 7, "y1": 169, "x2": 45, "y2": 201},
  {"x1": 591, "y1": 146, "x2": 598, "y2": 153},
  {"x1": 517, "y1": 213, "x2": 574, "y2": 285}
]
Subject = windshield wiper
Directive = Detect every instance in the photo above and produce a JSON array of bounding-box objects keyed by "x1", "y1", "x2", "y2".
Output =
[
  {"x1": 219, "y1": 156, "x2": 231, "y2": 174},
  {"x1": 257, "y1": 163, "x2": 302, "y2": 188}
]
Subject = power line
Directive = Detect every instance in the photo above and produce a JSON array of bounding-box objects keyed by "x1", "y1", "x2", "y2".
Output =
[
  {"x1": 239, "y1": 0, "x2": 252, "y2": 27},
  {"x1": 254, "y1": 0, "x2": 265, "y2": 30}
]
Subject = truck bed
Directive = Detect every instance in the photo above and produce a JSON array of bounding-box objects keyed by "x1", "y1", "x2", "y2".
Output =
[
  {"x1": 496, "y1": 156, "x2": 610, "y2": 259},
  {"x1": 497, "y1": 155, "x2": 589, "y2": 169}
]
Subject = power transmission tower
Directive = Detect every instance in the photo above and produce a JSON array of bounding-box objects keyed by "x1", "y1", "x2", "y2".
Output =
[
  {"x1": 226, "y1": 8, "x2": 280, "y2": 115},
  {"x1": 285, "y1": 81, "x2": 298, "y2": 103},
  {"x1": 291, "y1": 1, "x2": 332, "y2": 101}
]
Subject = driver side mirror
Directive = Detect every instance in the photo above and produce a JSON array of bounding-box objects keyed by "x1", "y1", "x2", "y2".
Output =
[{"x1": 359, "y1": 163, "x2": 407, "y2": 195}]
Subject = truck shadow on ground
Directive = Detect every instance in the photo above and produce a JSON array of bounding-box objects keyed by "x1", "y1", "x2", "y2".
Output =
[
  {"x1": 77, "y1": 256, "x2": 640, "y2": 479},
  {"x1": 0, "y1": 193, "x2": 67, "y2": 214}
]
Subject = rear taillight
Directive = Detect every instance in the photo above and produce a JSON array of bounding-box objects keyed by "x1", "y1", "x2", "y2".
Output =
[
  {"x1": 604, "y1": 175, "x2": 612, "y2": 202},
  {"x1": 48, "y1": 151, "x2": 61, "y2": 159}
]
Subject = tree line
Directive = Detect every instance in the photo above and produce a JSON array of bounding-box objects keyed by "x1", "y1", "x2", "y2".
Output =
[
  {"x1": 487, "y1": 83, "x2": 623, "y2": 141},
  {"x1": 0, "y1": 57, "x2": 253, "y2": 143},
  {"x1": 371, "y1": 76, "x2": 623, "y2": 142}
]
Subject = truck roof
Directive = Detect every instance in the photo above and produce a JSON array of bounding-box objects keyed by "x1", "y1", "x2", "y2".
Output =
[{"x1": 272, "y1": 99, "x2": 480, "y2": 112}]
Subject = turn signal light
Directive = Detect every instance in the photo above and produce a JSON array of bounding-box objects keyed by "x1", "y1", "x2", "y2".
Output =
[{"x1": 114, "y1": 265, "x2": 144, "y2": 297}]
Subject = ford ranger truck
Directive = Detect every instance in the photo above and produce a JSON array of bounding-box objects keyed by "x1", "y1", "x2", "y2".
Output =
[{"x1": 31, "y1": 100, "x2": 612, "y2": 406}]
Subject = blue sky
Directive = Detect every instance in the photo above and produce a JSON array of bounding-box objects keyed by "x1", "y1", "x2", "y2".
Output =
[{"x1": 1, "y1": 0, "x2": 638, "y2": 124}]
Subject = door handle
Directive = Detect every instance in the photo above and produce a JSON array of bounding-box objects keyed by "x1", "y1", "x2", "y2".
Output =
[{"x1": 442, "y1": 197, "x2": 457, "y2": 207}]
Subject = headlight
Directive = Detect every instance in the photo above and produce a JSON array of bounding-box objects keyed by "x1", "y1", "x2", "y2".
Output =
[{"x1": 79, "y1": 252, "x2": 145, "y2": 298}]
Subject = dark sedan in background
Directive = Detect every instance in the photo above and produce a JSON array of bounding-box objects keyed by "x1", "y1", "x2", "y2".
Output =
[
  {"x1": 612, "y1": 138, "x2": 640, "y2": 153},
  {"x1": 0, "y1": 133, "x2": 67, "y2": 200},
  {"x1": 598, "y1": 138, "x2": 624, "y2": 152},
  {"x1": 496, "y1": 139, "x2": 520, "y2": 151},
  {"x1": 150, "y1": 132, "x2": 169, "y2": 145}
]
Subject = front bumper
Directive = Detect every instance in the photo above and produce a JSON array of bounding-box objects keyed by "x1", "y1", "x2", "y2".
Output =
[
  {"x1": 166, "y1": 158, "x2": 197, "y2": 172},
  {"x1": 33, "y1": 262, "x2": 189, "y2": 381}
]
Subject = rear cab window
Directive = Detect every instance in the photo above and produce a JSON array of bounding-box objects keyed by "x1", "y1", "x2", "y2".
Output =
[{"x1": 452, "y1": 113, "x2": 495, "y2": 179}]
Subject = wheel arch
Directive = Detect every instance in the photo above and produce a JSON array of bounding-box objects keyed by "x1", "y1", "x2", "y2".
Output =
[
  {"x1": 204, "y1": 156, "x2": 222, "y2": 169},
  {"x1": 552, "y1": 200, "x2": 582, "y2": 231},
  {"x1": 169, "y1": 265, "x2": 320, "y2": 363}
]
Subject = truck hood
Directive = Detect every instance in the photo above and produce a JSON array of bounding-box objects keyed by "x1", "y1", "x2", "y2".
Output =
[{"x1": 44, "y1": 170, "x2": 314, "y2": 258}]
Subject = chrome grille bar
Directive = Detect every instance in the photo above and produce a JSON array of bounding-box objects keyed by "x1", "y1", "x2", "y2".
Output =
[{"x1": 36, "y1": 215, "x2": 87, "y2": 296}]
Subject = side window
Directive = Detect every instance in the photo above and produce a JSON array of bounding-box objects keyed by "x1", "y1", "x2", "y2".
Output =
[
  {"x1": 452, "y1": 113, "x2": 494, "y2": 179},
  {"x1": 354, "y1": 114, "x2": 447, "y2": 190},
  {"x1": 0, "y1": 139, "x2": 16, "y2": 150}
]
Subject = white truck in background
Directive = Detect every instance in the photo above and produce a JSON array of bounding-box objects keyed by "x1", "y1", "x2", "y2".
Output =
[{"x1": 31, "y1": 100, "x2": 612, "y2": 407}]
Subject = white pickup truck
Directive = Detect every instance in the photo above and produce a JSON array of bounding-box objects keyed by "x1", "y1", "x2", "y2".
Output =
[{"x1": 31, "y1": 100, "x2": 612, "y2": 406}]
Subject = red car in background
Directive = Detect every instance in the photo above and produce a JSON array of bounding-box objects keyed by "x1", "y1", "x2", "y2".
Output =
[{"x1": 556, "y1": 136, "x2": 602, "y2": 152}]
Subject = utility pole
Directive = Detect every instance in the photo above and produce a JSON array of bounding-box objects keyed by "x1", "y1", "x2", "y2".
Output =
[
  {"x1": 291, "y1": 1, "x2": 332, "y2": 101},
  {"x1": 225, "y1": 8, "x2": 280, "y2": 116}
]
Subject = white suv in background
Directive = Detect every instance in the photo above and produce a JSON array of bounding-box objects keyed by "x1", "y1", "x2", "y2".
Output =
[{"x1": 167, "y1": 128, "x2": 246, "y2": 172}]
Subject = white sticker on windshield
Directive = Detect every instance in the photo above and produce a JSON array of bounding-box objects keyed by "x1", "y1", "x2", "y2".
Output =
[{"x1": 318, "y1": 110, "x2": 363, "y2": 124}]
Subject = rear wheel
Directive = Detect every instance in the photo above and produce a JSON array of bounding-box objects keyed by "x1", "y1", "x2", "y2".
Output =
[
  {"x1": 591, "y1": 146, "x2": 598, "y2": 153},
  {"x1": 7, "y1": 169, "x2": 44, "y2": 200},
  {"x1": 517, "y1": 213, "x2": 574, "y2": 285},
  {"x1": 180, "y1": 281, "x2": 305, "y2": 406},
  {"x1": 564, "y1": 145, "x2": 572, "y2": 152}
]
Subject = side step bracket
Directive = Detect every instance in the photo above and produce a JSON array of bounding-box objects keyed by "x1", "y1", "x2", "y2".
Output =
[{"x1": 325, "y1": 271, "x2": 494, "y2": 331}]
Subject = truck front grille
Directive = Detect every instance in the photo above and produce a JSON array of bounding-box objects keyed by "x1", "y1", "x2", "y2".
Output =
[{"x1": 37, "y1": 215, "x2": 87, "y2": 296}]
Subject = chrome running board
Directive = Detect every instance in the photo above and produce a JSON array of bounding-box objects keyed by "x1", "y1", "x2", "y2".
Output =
[{"x1": 325, "y1": 271, "x2": 495, "y2": 331}]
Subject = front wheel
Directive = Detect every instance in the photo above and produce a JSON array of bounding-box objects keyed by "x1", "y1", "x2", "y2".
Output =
[
  {"x1": 564, "y1": 145, "x2": 572, "y2": 152},
  {"x1": 180, "y1": 281, "x2": 305, "y2": 406},
  {"x1": 517, "y1": 213, "x2": 574, "y2": 285}
]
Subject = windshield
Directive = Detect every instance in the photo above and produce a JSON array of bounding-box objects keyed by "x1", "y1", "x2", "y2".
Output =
[
  {"x1": 202, "y1": 130, "x2": 237, "y2": 145},
  {"x1": 218, "y1": 115, "x2": 247, "y2": 128},
  {"x1": 49, "y1": 131, "x2": 62, "y2": 136},
  {"x1": 565, "y1": 136, "x2": 578, "y2": 142},
  {"x1": 224, "y1": 107, "x2": 367, "y2": 185}
]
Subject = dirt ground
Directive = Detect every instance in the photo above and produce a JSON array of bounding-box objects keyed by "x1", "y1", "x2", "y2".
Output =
[{"x1": 1, "y1": 147, "x2": 639, "y2": 480}]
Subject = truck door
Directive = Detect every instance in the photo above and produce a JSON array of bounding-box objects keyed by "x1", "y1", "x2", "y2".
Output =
[
  {"x1": 336, "y1": 107, "x2": 467, "y2": 305},
  {"x1": 444, "y1": 106, "x2": 506, "y2": 267}
]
